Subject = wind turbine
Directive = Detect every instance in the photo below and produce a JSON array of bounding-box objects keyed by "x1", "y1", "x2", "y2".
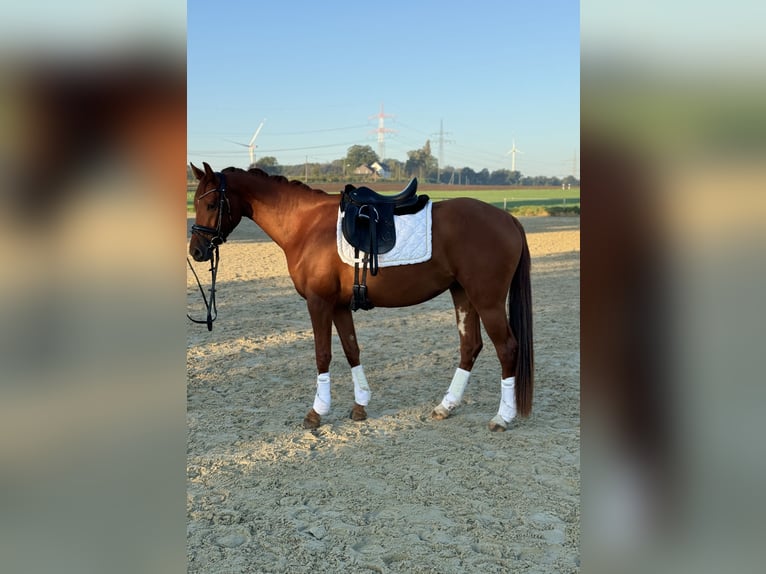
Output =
[
  {"x1": 507, "y1": 139, "x2": 523, "y2": 172},
  {"x1": 230, "y1": 119, "x2": 266, "y2": 167}
]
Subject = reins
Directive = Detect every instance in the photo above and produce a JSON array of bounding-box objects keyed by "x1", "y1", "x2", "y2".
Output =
[
  {"x1": 187, "y1": 171, "x2": 229, "y2": 331},
  {"x1": 187, "y1": 247, "x2": 219, "y2": 331}
]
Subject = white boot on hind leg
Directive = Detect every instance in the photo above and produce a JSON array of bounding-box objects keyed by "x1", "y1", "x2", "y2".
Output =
[
  {"x1": 489, "y1": 376, "x2": 516, "y2": 432},
  {"x1": 432, "y1": 368, "x2": 471, "y2": 419}
]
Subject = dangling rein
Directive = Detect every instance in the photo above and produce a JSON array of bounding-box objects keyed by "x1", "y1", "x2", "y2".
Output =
[{"x1": 187, "y1": 246, "x2": 220, "y2": 331}]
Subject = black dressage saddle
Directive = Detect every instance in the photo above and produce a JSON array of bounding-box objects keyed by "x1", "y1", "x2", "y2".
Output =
[
  {"x1": 340, "y1": 178, "x2": 429, "y2": 272},
  {"x1": 339, "y1": 178, "x2": 429, "y2": 311}
]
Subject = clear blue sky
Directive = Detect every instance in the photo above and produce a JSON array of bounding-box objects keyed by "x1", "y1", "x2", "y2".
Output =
[{"x1": 188, "y1": 1, "x2": 580, "y2": 177}]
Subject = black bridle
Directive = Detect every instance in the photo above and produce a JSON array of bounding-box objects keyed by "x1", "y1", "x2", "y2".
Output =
[
  {"x1": 191, "y1": 171, "x2": 231, "y2": 247},
  {"x1": 187, "y1": 172, "x2": 230, "y2": 331}
]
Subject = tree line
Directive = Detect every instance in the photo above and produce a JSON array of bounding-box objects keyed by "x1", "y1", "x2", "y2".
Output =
[{"x1": 189, "y1": 141, "x2": 579, "y2": 187}]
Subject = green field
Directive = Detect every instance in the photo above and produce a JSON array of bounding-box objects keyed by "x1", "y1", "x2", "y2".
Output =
[
  {"x1": 187, "y1": 185, "x2": 579, "y2": 215},
  {"x1": 423, "y1": 187, "x2": 580, "y2": 211}
]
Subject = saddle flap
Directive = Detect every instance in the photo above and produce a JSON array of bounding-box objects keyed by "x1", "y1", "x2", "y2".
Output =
[{"x1": 341, "y1": 202, "x2": 396, "y2": 254}]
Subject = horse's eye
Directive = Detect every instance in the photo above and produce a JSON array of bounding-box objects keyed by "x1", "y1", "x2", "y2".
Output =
[{"x1": 207, "y1": 203, "x2": 217, "y2": 211}]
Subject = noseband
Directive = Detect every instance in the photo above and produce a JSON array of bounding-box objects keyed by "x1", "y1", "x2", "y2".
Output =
[{"x1": 187, "y1": 171, "x2": 230, "y2": 331}]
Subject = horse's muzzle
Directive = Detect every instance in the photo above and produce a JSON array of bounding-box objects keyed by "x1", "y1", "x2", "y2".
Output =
[{"x1": 189, "y1": 237, "x2": 212, "y2": 262}]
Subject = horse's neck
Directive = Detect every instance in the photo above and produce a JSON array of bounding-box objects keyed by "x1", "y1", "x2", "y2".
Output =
[{"x1": 240, "y1": 179, "x2": 313, "y2": 249}]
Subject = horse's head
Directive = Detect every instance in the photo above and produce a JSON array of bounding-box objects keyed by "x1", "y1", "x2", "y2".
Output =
[{"x1": 188, "y1": 162, "x2": 243, "y2": 261}]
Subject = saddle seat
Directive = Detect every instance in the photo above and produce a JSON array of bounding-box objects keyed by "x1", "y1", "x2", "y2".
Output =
[
  {"x1": 340, "y1": 178, "x2": 429, "y2": 269},
  {"x1": 343, "y1": 177, "x2": 421, "y2": 210}
]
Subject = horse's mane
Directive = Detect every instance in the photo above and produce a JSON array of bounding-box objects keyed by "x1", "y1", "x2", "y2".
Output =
[{"x1": 221, "y1": 166, "x2": 326, "y2": 195}]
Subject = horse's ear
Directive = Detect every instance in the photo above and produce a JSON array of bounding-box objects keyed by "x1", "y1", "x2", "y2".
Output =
[
  {"x1": 203, "y1": 162, "x2": 215, "y2": 178},
  {"x1": 344, "y1": 184, "x2": 356, "y2": 193},
  {"x1": 190, "y1": 163, "x2": 205, "y2": 181}
]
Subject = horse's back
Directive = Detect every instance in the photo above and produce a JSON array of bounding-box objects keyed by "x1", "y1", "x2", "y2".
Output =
[
  {"x1": 432, "y1": 198, "x2": 525, "y2": 292},
  {"x1": 433, "y1": 197, "x2": 523, "y2": 252}
]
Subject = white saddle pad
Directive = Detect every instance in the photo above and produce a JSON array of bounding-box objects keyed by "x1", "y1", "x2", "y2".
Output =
[{"x1": 336, "y1": 201, "x2": 433, "y2": 267}]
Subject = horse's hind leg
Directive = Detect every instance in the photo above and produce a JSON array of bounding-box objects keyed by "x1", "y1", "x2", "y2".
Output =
[
  {"x1": 432, "y1": 284, "x2": 483, "y2": 420},
  {"x1": 477, "y1": 303, "x2": 519, "y2": 432},
  {"x1": 332, "y1": 306, "x2": 369, "y2": 422}
]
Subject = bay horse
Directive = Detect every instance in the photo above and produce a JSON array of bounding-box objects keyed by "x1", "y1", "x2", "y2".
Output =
[{"x1": 188, "y1": 162, "x2": 533, "y2": 431}]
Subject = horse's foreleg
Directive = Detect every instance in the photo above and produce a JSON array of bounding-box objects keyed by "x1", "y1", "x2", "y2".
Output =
[
  {"x1": 332, "y1": 306, "x2": 369, "y2": 422},
  {"x1": 303, "y1": 296, "x2": 334, "y2": 430},
  {"x1": 432, "y1": 286, "x2": 483, "y2": 420}
]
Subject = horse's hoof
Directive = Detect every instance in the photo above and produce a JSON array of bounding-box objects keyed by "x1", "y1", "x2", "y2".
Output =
[
  {"x1": 349, "y1": 403, "x2": 367, "y2": 421},
  {"x1": 303, "y1": 408, "x2": 321, "y2": 429},
  {"x1": 431, "y1": 403, "x2": 450, "y2": 420},
  {"x1": 488, "y1": 414, "x2": 508, "y2": 432}
]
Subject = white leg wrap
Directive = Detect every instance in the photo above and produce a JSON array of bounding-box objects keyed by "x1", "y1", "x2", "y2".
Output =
[
  {"x1": 440, "y1": 368, "x2": 471, "y2": 412},
  {"x1": 312, "y1": 372, "x2": 331, "y2": 416},
  {"x1": 497, "y1": 376, "x2": 517, "y2": 422},
  {"x1": 351, "y1": 364, "x2": 371, "y2": 406}
]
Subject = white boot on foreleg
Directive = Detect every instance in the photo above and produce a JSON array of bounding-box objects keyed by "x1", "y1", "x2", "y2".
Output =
[
  {"x1": 312, "y1": 372, "x2": 332, "y2": 416},
  {"x1": 351, "y1": 364, "x2": 371, "y2": 406}
]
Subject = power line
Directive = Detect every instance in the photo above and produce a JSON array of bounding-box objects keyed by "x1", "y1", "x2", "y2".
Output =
[
  {"x1": 267, "y1": 124, "x2": 369, "y2": 136},
  {"x1": 191, "y1": 140, "x2": 361, "y2": 155},
  {"x1": 189, "y1": 123, "x2": 367, "y2": 139},
  {"x1": 190, "y1": 115, "x2": 575, "y2": 175}
]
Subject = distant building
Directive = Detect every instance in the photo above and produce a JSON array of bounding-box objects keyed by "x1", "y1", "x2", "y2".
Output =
[
  {"x1": 370, "y1": 161, "x2": 391, "y2": 179},
  {"x1": 353, "y1": 164, "x2": 375, "y2": 176},
  {"x1": 354, "y1": 161, "x2": 390, "y2": 179}
]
